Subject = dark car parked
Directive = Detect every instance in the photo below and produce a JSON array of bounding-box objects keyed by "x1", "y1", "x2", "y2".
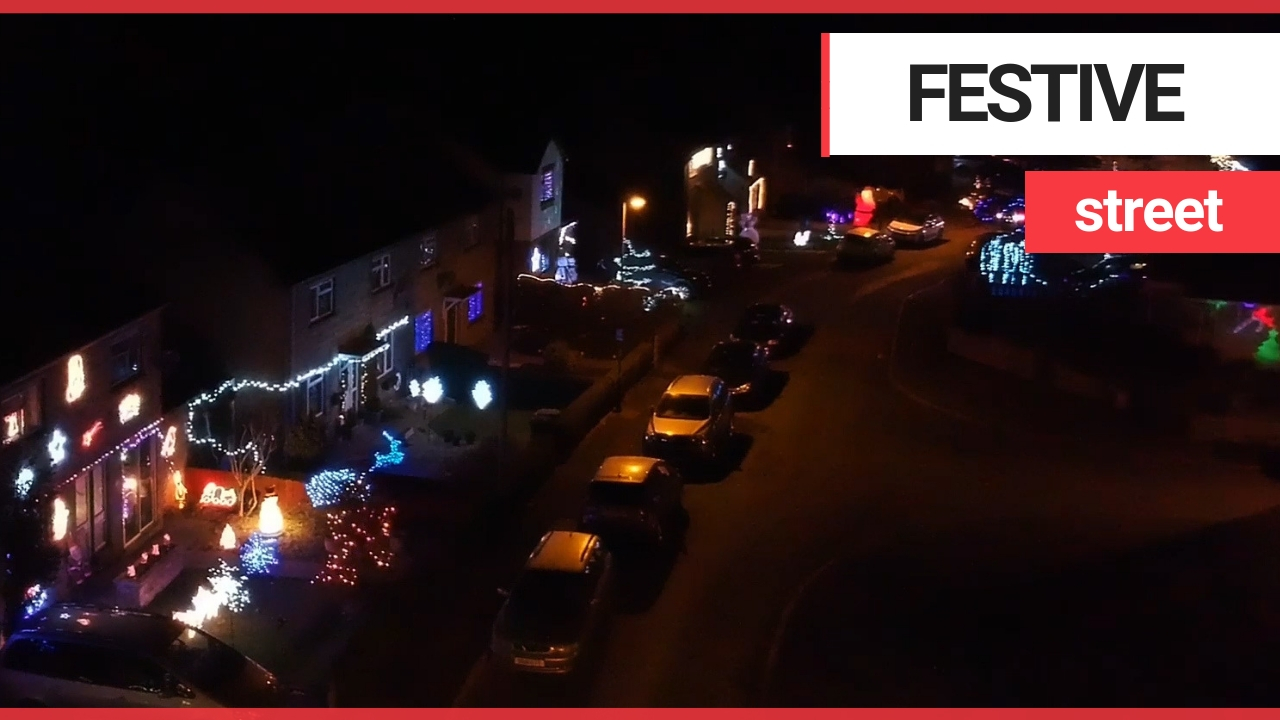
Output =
[
  {"x1": 703, "y1": 340, "x2": 769, "y2": 396},
  {"x1": 730, "y1": 303, "x2": 795, "y2": 357}
]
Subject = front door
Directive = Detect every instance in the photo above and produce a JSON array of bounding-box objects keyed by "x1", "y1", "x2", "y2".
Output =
[
  {"x1": 343, "y1": 362, "x2": 359, "y2": 412},
  {"x1": 444, "y1": 299, "x2": 461, "y2": 343}
]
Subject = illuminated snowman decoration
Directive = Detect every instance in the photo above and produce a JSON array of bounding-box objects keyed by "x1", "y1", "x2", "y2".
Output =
[
  {"x1": 793, "y1": 229, "x2": 811, "y2": 247},
  {"x1": 258, "y1": 488, "x2": 284, "y2": 538}
]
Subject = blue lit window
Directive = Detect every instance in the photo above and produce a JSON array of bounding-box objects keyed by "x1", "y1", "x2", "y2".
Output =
[
  {"x1": 414, "y1": 311, "x2": 434, "y2": 354},
  {"x1": 467, "y1": 286, "x2": 484, "y2": 324}
]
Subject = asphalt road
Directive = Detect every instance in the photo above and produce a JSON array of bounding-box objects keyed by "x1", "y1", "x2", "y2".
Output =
[{"x1": 451, "y1": 227, "x2": 1280, "y2": 707}]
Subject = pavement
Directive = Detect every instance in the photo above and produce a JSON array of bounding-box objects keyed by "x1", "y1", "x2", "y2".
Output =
[{"x1": 445, "y1": 221, "x2": 1280, "y2": 707}]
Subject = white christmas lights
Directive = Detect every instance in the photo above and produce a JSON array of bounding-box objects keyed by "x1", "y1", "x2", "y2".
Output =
[
  {"x1": 200, "y1": 483, "x2": 237, "y2": 508},
  {"x1": 47, "y1": 429, "x2": 67, "y2": 466},
  {"x1": 472, "y1": 379, "x2": 493, "y2": 410},
  {"x1": 160, "y1": 425, "x2": 178, "y2": 458},
  {"x1": 219, "y1": 523, "x2": 237, "y2": 549},
  {"x1": 793, "y1": 230, "x2": 811, "y2": 247},
  {"x1": 69, "y1": 420, "x2": 161, "y2": 488},
  {"x1": 118, "y1": 393, "x2": 142, "y2": 424},
  {"x1": 422, "y1": 376, "x2": 444, "y2": 404},
  {"x1": 186, "y1": 315, "x2": 410, "y2": 450},
  {"x1": 14, "y1": 467, "x2": 35, "y2": 499},
  {"x1": 65, "y1": 354, "x2": 86, "y2": 403},
  {"x1": 258, "y1": 494, "x2": 284, "y2": 537},
  {"x1": 4, "y1": 411, "x2": 21, "y2": 444}
]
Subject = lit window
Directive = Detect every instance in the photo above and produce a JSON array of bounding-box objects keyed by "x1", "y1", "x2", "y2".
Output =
[
  {"x1": 310, "y1": 279, "x2": 335, "y2": 321},
  {"x1": 467, "y1": 285, "x2": 484, "y2": 324},
  {"x1": 305, "y1": 376, "x2": 325, "y2": 417},
  {"x1": 110, "y1": 338, "x2": 141, "y2": 385},
  {"x1": 420, "y1": 235, "x2": 438, "y2": 268},
  {"x1": 370, "y1": 253, "x2": 391, "y2": 292},
  {"x1": 414, "y1": 311, "x2": 434, "y2": 354},
  {"x1": 375, "y1": 330, "x2": 395, "y2": 377},
  {"x1": 539, "y1": 164, "x2": 556, "y2": 205}
]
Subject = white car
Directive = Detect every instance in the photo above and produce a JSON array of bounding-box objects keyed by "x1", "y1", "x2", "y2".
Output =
[{"x1": 0, "y1": 605, "x2": 292, "y2": 707}]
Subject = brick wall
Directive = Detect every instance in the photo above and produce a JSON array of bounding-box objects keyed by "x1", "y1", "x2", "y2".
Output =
[{"x1": 183, "y1": 467, "x2": 309, "y2": 510}]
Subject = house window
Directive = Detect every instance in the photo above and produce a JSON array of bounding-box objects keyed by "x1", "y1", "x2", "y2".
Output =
[
  {"x1": 540, "y1": 164, "x2": 556, "y2": 205},
  {"x1": 465, "y1": 219, "x2": 480, "y2": 249},
  {"x1": 306, "y1": 375, "x2": 325, "y2": 417},
  {"x1": 467, "y1": 285, "x2": 484, "y2": 324},
  {"x1": 310, "y1": 279, "x2": 334, "y2": 321},
  {"x1": 414, "y1": 310, "x2": 434, "y2": 354},
  {"x1": 374, "y1": 330, "x2": 395, "y2": 378},
  {"x1": 370, "y1": 253, "x2": 391, "y2": 292},
  {"x1": 110, "y1": 337, "x2": 141, "y2": 385},
  {"x1": 420, "y1": 234, "x2": 438, "y2": 269},
  {"x1": 121, "y1": 437, "x2": 154, "y2": 545}
]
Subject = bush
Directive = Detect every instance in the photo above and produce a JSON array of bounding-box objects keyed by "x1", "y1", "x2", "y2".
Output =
[{"x1": 284, "y1": 418, "x2": 326, "y2": 463}]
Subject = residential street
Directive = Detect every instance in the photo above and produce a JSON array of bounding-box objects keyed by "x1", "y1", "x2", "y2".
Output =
[{"x1": 451, "y1": 227, "x2": 1280, "y2": 707}]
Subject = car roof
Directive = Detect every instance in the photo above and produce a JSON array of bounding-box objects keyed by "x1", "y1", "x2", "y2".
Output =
[
  {"x1": 665, "y1": 374, "x2": 719, "y2": 396},
  {"x1": 527, "y1": 531, "x2": 600, "y2": 573},
  {"x1": 593, "y1": 456, "x2": 661, "y2": 484},
  {"x1": 12, "y1": 606, "x2": 184, "y2": 656},
  {"x1": 712, "y1": 339, "x2": 756, "y2": 351},
  {"x1": 847, "y1": 227, "x2": 883, "y2": 239}
]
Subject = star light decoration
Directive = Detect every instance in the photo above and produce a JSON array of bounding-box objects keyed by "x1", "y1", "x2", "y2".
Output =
[
  {"x1": 471, "y1": 379, "x2": 493, "y2": 410},
  {"x1": 47, "y1": 429, "x2": 67, "y2": 466},
  {"x1": 239, "y1": 532, "x2": 281, "y2": 575}
]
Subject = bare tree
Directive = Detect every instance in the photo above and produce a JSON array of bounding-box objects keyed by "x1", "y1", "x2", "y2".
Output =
[{"x1": 224, "y1": 420, "x2": 278, "y2": 517}]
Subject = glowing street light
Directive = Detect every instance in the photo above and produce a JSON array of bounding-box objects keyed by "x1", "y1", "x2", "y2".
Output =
[{"x1": 622, "y1": 194, "x2": 647, "y2": 246}]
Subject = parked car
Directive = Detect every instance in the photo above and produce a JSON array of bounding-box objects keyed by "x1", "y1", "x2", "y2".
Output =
[
  {"x1": 0, "y1": 606, "x2": 289, "y2": 707},
  {"x1": 730, "y1": 303, "x2": 795, "y2": 357},
  {"x1": 653, "y1": 255, "x2": 712, "y2": 299},
  {"x1": 886, "y1": 209, "x2": 945, "y2": 246},
  {"x1": 703, "y1": 339, "x2": 769, "y2": 396},
  {"x1": 581, "y1": 456, "x2": 686, "y2": 548},
  {"x1": 836, "y1": 227, "x2": 896, "y2": 267},
  {"x1": 490, "y1": 531, "x2": 614, "y2": 675},
  {"x1": 643, "y1": 375, "x2": 735, "y2": 466}
]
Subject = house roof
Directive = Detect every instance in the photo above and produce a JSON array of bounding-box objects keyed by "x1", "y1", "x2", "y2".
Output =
[
  {"x1": 218, "y1": 119, "x2": 501, "y2": 286},
  {"x1": 0, "y1": 241, "x2": 164, "y2": 387}
]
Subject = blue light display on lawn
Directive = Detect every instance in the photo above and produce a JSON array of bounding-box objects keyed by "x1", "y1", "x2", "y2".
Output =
[
  {"x1": 372, "y1": 431, "x2": 405, "y2": 470},
  {"x1": 22, "y1": 584, "x2": 50, "y2": 619},
  {"x1": 239, "y1": 533, "x2": 280, "y2": 576},
  {"x1": 306, "y1": 469, "x2": 359, "y2": 509}
]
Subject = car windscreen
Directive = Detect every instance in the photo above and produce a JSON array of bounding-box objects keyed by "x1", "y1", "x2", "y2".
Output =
[
  {"x1": 510, "y1": 570, "x2": 597, "y2": 622},
  {"x1": 896, "y1": 211, "x2": 931, "y2": 225},
  {"x1": 708, "y1": 344, "x2": 753, "y2": 367},
  {"x1": 655, "y1": 394, "x2": 711, "y2": 420}
]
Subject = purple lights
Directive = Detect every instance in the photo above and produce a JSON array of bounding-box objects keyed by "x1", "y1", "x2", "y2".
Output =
[{"x1": 824, "y1": 209, "x2": 853, "y2": 224}]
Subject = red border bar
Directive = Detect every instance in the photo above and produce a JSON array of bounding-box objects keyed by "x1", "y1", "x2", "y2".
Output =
[{"x1": 1, "y1": 0, "x2": 1277, "y2": 10}]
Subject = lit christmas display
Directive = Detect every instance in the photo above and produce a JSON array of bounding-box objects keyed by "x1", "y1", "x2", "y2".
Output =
[
  {"x1": 81, "y1": 420, "x2": 103, "y2": 448},
  {"x1": 314, "y1": 503, "x2": 397, "y2": 587},
  {"x1": 977, "y1": 232, "x2": 1045, "y2": 289},
  {"x1": 68, "y1": 422, "x2": 160, "y2": 492},
  {"x1": 219, "y1": 523, "x2": 237, "y2": 550},
  {"x1": 200, "y1": 483, "x2": 238, "y2": 508},
  {"x1": 306, "y1": 469, "x2": 360, "y2": 509},
  {"x1": 186, "y1": 315, "x2": 411, "y2": 453},
  {"x1": 52, "y1": 497, "x2": 68, "y2": 541},
  {"x1": 1211, "y1": 155, "x2": 1249, "y2": 171},
  {"x1": 239, "y1": 532, "x2": 280, "y2": 575},
  {"x1": 22, "y1": 584, "x2": 50, "y2": 619},
  {"x1": 173, "y1": 470, "x2": 188, "y2": 510},
  {"x1": 14, "y1": 466, "x2": 35, "y2": 499},
  {"x1": 421, "y1": 376, "x2": 444, "y2": 404},
  {"x1": 615, "y1": 240, "x2": 657, "y2": 286},
  {"x1": 1258, "y1": 330, "x2": 1280, "y2": 367},
  {"x1": 258, "y1": 493, "x2": 284, "y2": 538},
  {"x1": 118, "y1": 393, "x2": 142, "y2": 424},
  {"x1": 47, "y1": 429, "x2": 67, "y2": 466},
  {"x1": 793, "y1": 230, "x2": 811, "y2": 247},
  {"x1": 472, "y1": 379, "x2": 494, "y2": 410},
  {"x1": 371, "y1": 431, "x2": 405, "y2": 470},
  {"x1": 65, "y1": 354, "x2": 86, "y2": 403},
  {"x1": 3, "y1": 411, "x2": 21, "y2": 444},
  {"x1": 160, "y1": 425, "x2": 178, "y2": 458},
  {"x1": 854, "y1": 188, "x2": 876, "y2": 227},
  {"x1": 173, "y1": 560, "x2": 250, "y2": 629}
]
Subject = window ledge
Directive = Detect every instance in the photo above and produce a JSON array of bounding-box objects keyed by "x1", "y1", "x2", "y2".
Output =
[{"x1": 309, "y1": 312, "x2": 335, "y2": 326}]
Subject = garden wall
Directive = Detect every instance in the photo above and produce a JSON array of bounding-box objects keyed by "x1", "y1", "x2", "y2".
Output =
[{"x1": 183, "y1": 467, "x2": 310, "y2": 509}]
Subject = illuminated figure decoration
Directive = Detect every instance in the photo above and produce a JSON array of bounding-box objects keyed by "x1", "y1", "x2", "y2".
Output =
[
  {"x1": 530, "y1": 245, "x2": 546, "y2": 275},
  {"x1": 1211, "y1": 155, "x2": 1249, "y2": 172},
  {"x1": 3, "y1": 410, "x2": 22, "y2": 444},
  {"x1": 52, "y1": 497, "x2": 69, "y2": 541},
  {"x1": 239, "y1": 532, "x2": 280, "y2": 575},
  {"x1": 421, "y1": 376, "x2": 444, "y2": 404},
  {"x1": 160, "y1": 425, "x2": 178, "y2": 458},
  {"x1": 793, "y1": 230, "x2": 811, "y2": 248},
  {"x1": 371, "y1": 431, "x2": 405, "y2": 470},
  {"x1": 82, "y1": 420, "x2": 104, "y2": 448},
  {"x1": 1258, "y1": 330, "x2": 1280, "y2": 367},
  {"x1": 219, "y1": 523, "x2": 237, "y2": 550},
  {"x1": 47, "y1": 429, "x2": 68, "y2": 466},
  {"x1": 408, "y1": 378, "x2": 421, "y2": 398},
  {"x1": 200, "y1": 483, "x2": 238, "y2": 508},
  {"x1": 854, "y1": 187, "x2": 877, "y2": 228},
  {"x1": 65, "y1": 354, "x2": 86, "y2": 403},
  {"x1": 257, "y1": 488, "x2": 284, "y2": 538},
  {"x1": 173, "y1": 470, "x2": 188, "y2": 510},
  {"x1": 739, "y1": 212, "x2": 760, "y2": 245},
  {"x1": 472, "y1": 379, "x2": 494, "y2": 410},
  {"x1": 14, "y1": 467, "x2": 35, "y2": 499},
  {"x1": 554, "y1": 222, "x2": 580, "y2": 285},
  {"x1": 118, "y1": 392, "x2": 142, "y2": 424}
]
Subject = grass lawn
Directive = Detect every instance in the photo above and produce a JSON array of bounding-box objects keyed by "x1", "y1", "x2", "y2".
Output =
[
  {"x1": 190, "y1": 504, "x2": 328, "y2": 562},
  {"x1": 427, "y1": 404, "x2": 499, "y2": 440}
]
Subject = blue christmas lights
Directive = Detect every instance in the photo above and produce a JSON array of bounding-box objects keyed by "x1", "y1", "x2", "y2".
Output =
[
  {"x1": 371, "y1": 431, "x2": 405, "y2": 470},
  {"x1": 978, "y1": 231, "x2": 1043, "y2": 289},
  {"x1": 22, "y1": 584, "x2": 50, "y2": 619},
  {"x1": 306, "y1": 469, "x2": 359, "y2": 509},
  {"x1": 239, "y1": 532, "x2": 281, "y2": 576}
]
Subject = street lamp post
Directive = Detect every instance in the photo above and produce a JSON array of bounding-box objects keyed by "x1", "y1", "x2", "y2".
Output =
[{"x1": 621, "y1": 195, "x2": 647, "y2": 259}]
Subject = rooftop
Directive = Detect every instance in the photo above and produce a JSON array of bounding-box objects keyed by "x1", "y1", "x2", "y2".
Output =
[
  {"x1": 592, "y1": 456, "x2": 660, "y2": 484},
  {"x1": 527, "y1": 531, "x2": 599, "y2": 573},
  {"x1": 0, "y1": 243, "x2": 164, "y2": 386},
  {"x1": 666, "y1": 374, "x2": 720, "y2": 397}
]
